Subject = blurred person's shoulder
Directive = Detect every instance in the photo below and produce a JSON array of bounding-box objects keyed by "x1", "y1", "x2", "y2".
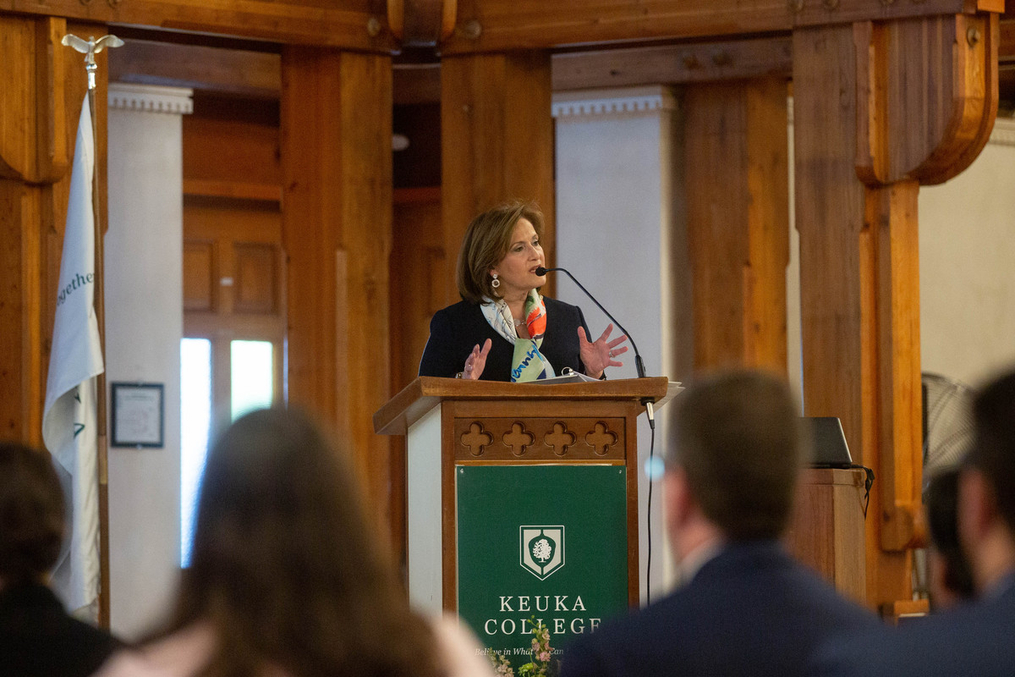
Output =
[
  {"x1": 94, "y1": 622, "x2": 217, "y2": 677},
  {"x1": 431, "y1": 613, "x2": 498, "y2": 677}
]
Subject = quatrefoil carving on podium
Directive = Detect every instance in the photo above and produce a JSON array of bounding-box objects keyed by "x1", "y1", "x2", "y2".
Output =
[
  {"x1": 461, "y1": 422, "x2": 493, "y2": 457},
  {"x1": 502, "y1": 422, "x2": 534, "y2": 456},
  {"x1": 586, "y1": 422, "x2": 618, "y2": 456},
  {"x1": 545, "y1": 422, "x2": 576, "y2": 456}
]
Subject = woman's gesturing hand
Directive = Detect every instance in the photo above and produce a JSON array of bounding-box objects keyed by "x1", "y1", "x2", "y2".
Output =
[
  {"x1": 463, "y1": 339, "x2": 493, "y2": 380},
  {"x1": 578, "y1": 324, "x2": 629, "y2": 379}
]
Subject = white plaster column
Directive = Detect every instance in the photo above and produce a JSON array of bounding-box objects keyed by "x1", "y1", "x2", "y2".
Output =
[
  {"x1": 105, "y1": 83, "x2": 192, "y2": 638},
  {"x1": 554, "y1": 86, "x2": 690, "y2": 603},
  {"x1": 918, "y1": 117, "x2": 1015, "y2": 387}
]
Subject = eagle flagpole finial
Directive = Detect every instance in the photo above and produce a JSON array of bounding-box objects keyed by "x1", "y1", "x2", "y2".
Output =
[{"x1": 61, "y1": 33, "x2": 124, "y2": 91}]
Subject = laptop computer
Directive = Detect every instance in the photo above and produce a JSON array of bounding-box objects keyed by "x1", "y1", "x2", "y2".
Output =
[{"x1": 804, "y1": 416, "x2": 853, "y2": 469}]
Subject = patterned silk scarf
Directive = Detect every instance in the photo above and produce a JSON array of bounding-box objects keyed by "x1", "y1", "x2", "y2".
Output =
[{"x1": 479, "y1": 291, "x2": 555, "y2": 382}]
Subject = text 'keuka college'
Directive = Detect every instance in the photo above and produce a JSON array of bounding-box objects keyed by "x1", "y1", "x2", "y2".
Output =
[{"x1": 484, "y1": 595, "x2": 601, "y2": 636}]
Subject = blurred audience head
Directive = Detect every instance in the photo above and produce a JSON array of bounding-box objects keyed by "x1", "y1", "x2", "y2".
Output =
[
  {"x1": 665, "y1": 370, "x2": 804, "y2": 558},
  {"x1": 0, "y1": 441, "x2": 65, "y2": 588},
  {"x1": 959, "y1": 369, "x2": 1015, "y2": 592},
  {"x1": 925, "y1": 467, "x2": 975, "y2": 609},
  {"x1": 168, "y1": 407, "x2": 440, "y2": 677}
]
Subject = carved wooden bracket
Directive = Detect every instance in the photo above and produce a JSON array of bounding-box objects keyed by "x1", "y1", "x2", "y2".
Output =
[{"x1": 855, "y1": 12, "x2": 999, "y2": 186}]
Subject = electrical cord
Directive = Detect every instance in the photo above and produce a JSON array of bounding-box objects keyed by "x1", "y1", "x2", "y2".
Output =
[{"x1": 646, "y1": 421, "x2": 656, "y2": 605}]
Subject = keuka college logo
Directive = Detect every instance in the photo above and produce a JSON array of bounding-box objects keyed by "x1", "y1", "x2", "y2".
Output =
[{"x1": 520, "y1": 526, "x2": 565, "y2": 580}]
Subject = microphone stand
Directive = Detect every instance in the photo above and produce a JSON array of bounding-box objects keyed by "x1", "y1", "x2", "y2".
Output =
[{"x1": 537, "y1": 266, "x2": 655, "y2": 428}]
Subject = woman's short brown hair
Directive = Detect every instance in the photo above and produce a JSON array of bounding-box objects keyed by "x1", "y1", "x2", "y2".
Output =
[{"x1": 456, "y1": 200, "x2": 545, "y2": 304}]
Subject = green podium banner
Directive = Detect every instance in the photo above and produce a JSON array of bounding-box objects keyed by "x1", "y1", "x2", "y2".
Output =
[{"x1": 456, "y1": 464, "x2": 629, "y2": 671}]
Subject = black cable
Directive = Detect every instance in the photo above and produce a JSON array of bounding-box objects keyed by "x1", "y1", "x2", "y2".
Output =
[
  {"x1": 838, "y1": 463, "x2": 875, "y2": 518},
  {"x1": 646, "y1": 421, "x2": 656, "y2": 605}
]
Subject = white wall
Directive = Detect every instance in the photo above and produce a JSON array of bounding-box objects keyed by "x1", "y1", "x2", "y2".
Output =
[
  {"x1": 918, "y1": 119, "x2": 1015, "y2": 389},
  {"x1": 105, "y1": 84, "x2": 191, "y2": 638},
  {"x1": 554, "y1": 87, "x2": 690, "y2": 602}
]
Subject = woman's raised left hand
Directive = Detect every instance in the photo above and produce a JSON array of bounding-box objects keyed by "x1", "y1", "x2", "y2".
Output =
[{"x1": 577, "y1": 324, "x2": 629, "y2": 379}]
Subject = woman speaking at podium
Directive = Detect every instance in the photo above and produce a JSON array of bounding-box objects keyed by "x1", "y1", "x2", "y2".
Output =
[{"x1": 418, "y1": 201, "x2": 627, "y2": 382}]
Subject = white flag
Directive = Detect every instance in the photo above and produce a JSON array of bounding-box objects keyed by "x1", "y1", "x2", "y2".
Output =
[{"x1": 43, "y1": 95, "x2": 105, "y2": 615}]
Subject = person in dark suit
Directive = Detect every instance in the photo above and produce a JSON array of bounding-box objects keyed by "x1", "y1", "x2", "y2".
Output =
[
  {"x1": 813, "y1": 369, "x2": 1015, "y2": 677},
  {"x1": 418, "y1": 200, "x2": 628, "y2": 381},
  {"x1": 924, "y1": 466, "x2": 975, "y2": 609},
  {"x1": 559, "y1": 370, "x2": 878, "y2": 677},
  {"x1": 0, "y1": 441, "x2": 119, "y2": 677}
]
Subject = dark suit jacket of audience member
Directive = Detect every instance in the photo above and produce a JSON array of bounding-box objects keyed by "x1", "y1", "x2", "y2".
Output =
[
  {"x1": 813, "y1": 574, "x2": 1015, "y2": 677},
  {"x1": 560, "y1": 541, "x2": 878, "y2": 677},
  {"x1": 0, "y1": 582, "x2": 120, "y2": 677},
  {"x1": 418, "y1": 298, "x2": 592, "y2": 381}
]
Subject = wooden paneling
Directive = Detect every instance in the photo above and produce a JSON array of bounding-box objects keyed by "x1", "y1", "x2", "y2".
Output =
[
  {"x1": 391, "y1": 197, "x2": 444, "y2": 388},
  {"x1": 685, "y1": 78, "x2": 789, "y2": 372},
  {"x1": 788, "y1": 468, "x2": 868, "y2": 605},
  {"x1": 440, "y1": 51, "x2": 555, "y2": 305},
  {"x1": 232, "y1": 242, "x2": 278, "y2": 314},
  {"x1": 182, "y1": 95, "x2": 280, "y2": 188},
  {"x1": 281, "y1": 48, "x2": 394, "y2": 526},
  {"x1": 183, "y1": 199, "x2": 282, "y2": 329},
  {"x1": 183, "y1": 240, "x2": 214, "y2": 311}
]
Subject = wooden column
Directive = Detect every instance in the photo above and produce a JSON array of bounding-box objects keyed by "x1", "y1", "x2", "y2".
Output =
[
  {"x1": 0, "y1": 15, "x2": 69, "y2": 444},
  {"x1": 793, "y1": 11, "x2": 998, "y2": 612},
  {"x1": 280, "y1": 48, "x2": 394, "y2": 520},
  {"x1": 684, "y1": 78, "x2": 790, "y2": 372},
  {"x1": 440, "y1": 51, "x2": 554, "y2": 303}
]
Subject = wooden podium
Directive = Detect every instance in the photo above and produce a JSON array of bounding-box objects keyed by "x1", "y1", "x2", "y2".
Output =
[{"x1": 374, "y1": 376, "x2": 668, "y2": 659}]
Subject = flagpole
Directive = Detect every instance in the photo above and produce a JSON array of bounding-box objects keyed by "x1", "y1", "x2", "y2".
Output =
[{"x1": 62, "y1": 32, "x2": 123, "y2": 630}]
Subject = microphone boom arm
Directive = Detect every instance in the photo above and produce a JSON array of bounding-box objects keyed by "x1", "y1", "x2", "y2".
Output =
[{"x1": 538, "y1": 266, "x2": 647, "y2": 379}]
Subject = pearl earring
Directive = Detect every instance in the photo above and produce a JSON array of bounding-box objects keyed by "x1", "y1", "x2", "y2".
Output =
[{"x1": 491, "y1": 273, "x2": 501, "y2": 289}]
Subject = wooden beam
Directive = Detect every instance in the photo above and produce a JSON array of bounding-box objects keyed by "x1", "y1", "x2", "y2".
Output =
[
  {"x1": 108, "y1": 38, "x2": 438, "y2": 105},
  {"x1": 110, "y1": 39, "x2": 280, "y2": 99},
  {"x1": 442, "y1": 0, "x2": 987, "y2": 55},
  {"x1": 280, "y1": 47, "x2": 396, "y2": 527},
  {"x1": 685, "y1": 78, "x2": 790, "y2": 372},
  {"x1": 553, "y1": 37, "x2": 791, "y2": 91},
  {"x1": 440, "y1": 51, "x2": 555, "y2": 304},
  {"x1": 2, "y1": 0, "x2": 398, "y2": 52}
]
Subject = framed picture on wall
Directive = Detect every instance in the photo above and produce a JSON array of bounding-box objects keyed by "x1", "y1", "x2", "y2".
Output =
[{"x1": 110, "y1": 382, "x2": 164, "y2": 448}]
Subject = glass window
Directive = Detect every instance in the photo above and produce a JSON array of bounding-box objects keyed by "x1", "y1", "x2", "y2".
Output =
[
  {"x1": 180, "y1": 338, "x2": 211, "y2": 566},
  {"x1": 231, "y1": 340, "x2": 274, "y2": 421}
]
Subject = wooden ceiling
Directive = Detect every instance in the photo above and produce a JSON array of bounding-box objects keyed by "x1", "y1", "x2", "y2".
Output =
[{"x1": 108, "y1": 8, "x2": 1015, "y2": 111}]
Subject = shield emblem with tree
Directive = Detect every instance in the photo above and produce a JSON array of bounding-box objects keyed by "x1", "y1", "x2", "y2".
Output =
[{"x1": 520, "y1": 526, "x2": 565, "y2": 579}]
